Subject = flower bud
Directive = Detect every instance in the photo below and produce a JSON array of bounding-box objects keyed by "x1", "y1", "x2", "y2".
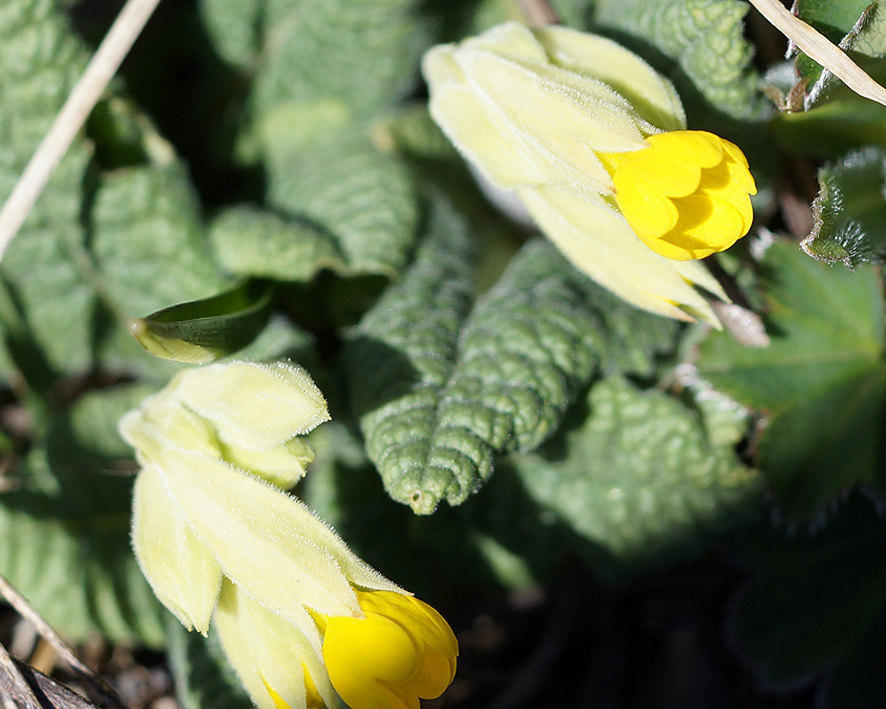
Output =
[
  {"x1": 120, "y1": 361, "x2": 458, "y2": 708},
  {"x1": 423, "y1": 22, "x2": 757, "y2": 324}
]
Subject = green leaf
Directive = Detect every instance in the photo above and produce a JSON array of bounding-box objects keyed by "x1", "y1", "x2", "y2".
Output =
[
  {"x1": 344, "y1": 195, "x2": 475, "y2": 513},
  {"x1": 224, "y1": 0, "x2": 427, "y2": 279},
  {"x1": 209, "y1": 206, "x2": 346, "y2": 280},
  {"x1": 794, "y1": 0, "x2": 886, "y2": 87},
  {"x1": 131, "y1": 281, "x2": 274, "y2": 363},
  {"x1": 800, "y1": 147, "x2": 886, "y2": 266},
  {"x1": 265, "y1": 128, "x2": 420, "y2": 278},
  {"x1": 510, "y1": 376, "x2": 760, "y2": 575},
  {"x1": 0, "y1": 456, "x2": 165, "y2": 646},
  {"x1": 91, "y1": 164, "x2": 231, "y2": 319},
  {"x1": 88, "y1": 164, "x2": 233, "y2": 373},
  {"x1": 0, "y1": 0, "x2": 94, "y2": 375},
  {"x1": 249, "y1": 0, "x2": 427, "y2": 123},
  {"x1": 593, "y1": 0, "x2": 770, "y2": 124},
  {"x1": 697, "y1": 240, "x2": 886, "y2": 522},
  {"x1": 796, "y1": 0, "x2": 875, "y2": 37},
  {"x1": 166, "y1": 619, "x2": 253, "y2": 709},
  {"x1": 770, "y1": 99, "x2": 886, "y2": 158},
  {"x1": 730, "y1": 496, "x2": 886, "y2": 696},
  {"x1": 348, "y1": 212, "x2": 678, "y2": 512},
  {"x1": 47, "y1": 383, "x2": 157, "y2": 466},
  {"x1": 197, "y1": 0, "x2": 263, "y2": 70}
]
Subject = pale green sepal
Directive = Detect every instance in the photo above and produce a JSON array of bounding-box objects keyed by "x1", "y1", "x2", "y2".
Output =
[
  {"x1": 215, "y1": 581, "x2": 340, "y2": 709},
  {"x1": 155, "y1": 448, "x2": 398, "y2": 620},
  {"x1": 457, "y1": 49, "x2": 643, "y2": 190},
  {"x1": 428, "y1": 80, "x2": 551, "y2": 190},
  {"x1": 170, "y1": 361, "x2": 330, "y2": 449},
  {"x1": 670, "y1": 259, "x2": 729, "y2": 304},
  {"x1": 518, "y1": 185, "x2": 720, "y2": 325},
  {"x1": 219, "y1": 436, "x2": 315, "y2": 489},
  {"x1": 533, "y1": 25, "x2": 686, "y2": 132},
  {"x1": 422, "y1": 44, "x2": 465, "y2": 87},
  {"x1": 120, "y1": 398, "x2": 220, "y2": 464},
  {"x1": 463, "y1": 19, "x2": 549, "y2": 65},
  {"x1": 423, "y1": 21, "x2": 652, "y2": 197},
  {"x1": 132, "y1": 465, "x2": 222, "y2": 634}
]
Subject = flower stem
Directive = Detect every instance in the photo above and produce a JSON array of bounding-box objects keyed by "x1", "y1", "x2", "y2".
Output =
[{"x1": 517, "y1": 0, "x2": 559, "y2": 27}]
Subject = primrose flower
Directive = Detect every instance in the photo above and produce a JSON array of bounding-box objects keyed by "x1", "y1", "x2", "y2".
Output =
[
  {"x1": 423, "y1": 21, "x2": 757, "y2": 324},
  {"x1": 120, "y1": 361, "x2": 458, "y2": 709}
]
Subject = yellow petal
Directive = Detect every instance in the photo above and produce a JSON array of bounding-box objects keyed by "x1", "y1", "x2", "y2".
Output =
[
  {"x1": 614, "y1": 147, "x2": 703, "y2": 199},
  {"x1": 612, "y1": 131, "x2": 756, "y2": 260},
  {"x1": 131, "y1": 465, "x2": 222, "y2": 633},
  {"x1": 647, "y1": 130, "x2": 724, "y2": 169},
  {"x1": 323, "y1": 591, "x2": 458, "y2": 709},
  {"x1": 611, "y1": 178, "x2": 680, "y2": 239},
  {"x1": 643, "y1": 194, "x2": 747, "y2": 260}
]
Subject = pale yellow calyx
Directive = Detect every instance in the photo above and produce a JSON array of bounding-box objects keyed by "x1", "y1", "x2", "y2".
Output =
[
  {"x1": 605, "y1": 130, "x2": 757, "y2": 261},
  {"x1": 169, "y1": 360, "x2": 330, "y2": 449},
  {"x1": 214, "y1": 581, "x2": 337, "y2": 709},
  {"x1": 322, "y1": 590, "x2": 458, "y2": 709},
  {"x1": 423, "y1": 23, "x2": 760, "y2": 325},
  {"x1": 121, "y1": 360, "x2": 460, "y2": 709}
]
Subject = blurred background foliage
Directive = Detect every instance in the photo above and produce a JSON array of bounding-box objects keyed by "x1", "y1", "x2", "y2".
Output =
[{"x1": 0, "y1": 0, "x2": 884, "y2": 706}]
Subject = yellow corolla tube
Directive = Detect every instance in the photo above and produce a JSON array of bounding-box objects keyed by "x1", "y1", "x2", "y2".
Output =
[
  {"x1": 120, "y1": 361, "x2": 458, "y2": 709},
  {"x1": 423, "y1": 21, "x2": 757, "y2": 324}
]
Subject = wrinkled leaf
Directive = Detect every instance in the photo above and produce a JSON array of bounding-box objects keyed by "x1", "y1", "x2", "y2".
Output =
[
  {"x1": 266, "y1": 128, "x2": 420, "y2": 278},
  {"x1": 0, "y1": 457, "x2": 165, "y2": 646},
  {"x1": 594, "y1": 0, "x2": 770, "y2": 124},
  {"x1": 210, "y1": 0, "x2": 428, "y2": 279},
  {"x1": 249, "y1": 0, "x2": 427, "y2": 122},
  {"x1": 348, "y1": 204, "x2": 678, "y2": 512},
  {"x1": 0, "y1": 0, "x2": 94, "y2": 375},
  {"x1": 90, "y1": 165, "x2": 230, "y2": 320},
  {"x1": 510, "y1": 376, "x2": 760, "y2": 575},
  {"x1": 209, "y1": 206, "x2": 346, "y2": 281}
]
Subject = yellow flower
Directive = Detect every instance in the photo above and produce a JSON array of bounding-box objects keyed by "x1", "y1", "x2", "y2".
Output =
[
  {"x1": 322, "y1": 591, "x2": 458, "y2": 709},
  {"x1": 423, "y1": 21, "x2": 757, "y2": 324},
  {"x1": 120, "y1": 361, "x2": 458, "y2": 709},
  {"x1": 603, "y1": 130, "x2": 756, "y2": 260}
]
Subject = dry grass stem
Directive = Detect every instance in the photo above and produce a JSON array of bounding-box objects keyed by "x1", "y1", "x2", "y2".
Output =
[
  {"x1": 0, "y1": 0, "x2": 162, "y2": 263},
  {"x1": 748, "y1": 0, "x2": 886, "y2": 106}
]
